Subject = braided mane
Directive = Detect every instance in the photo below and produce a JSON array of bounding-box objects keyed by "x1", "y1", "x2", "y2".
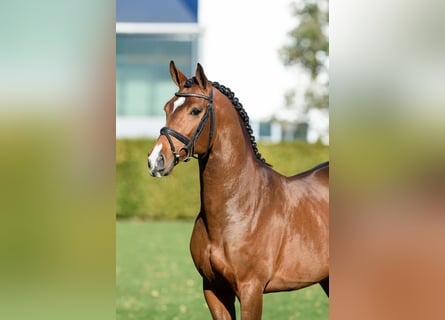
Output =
[{"x1": 184, "y1": 77, "x2": 268, "y2": 165}]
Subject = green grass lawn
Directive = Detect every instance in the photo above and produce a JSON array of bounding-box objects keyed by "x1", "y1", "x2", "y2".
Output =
[{"x1": 117, "y1": 221, "x2": 329, "y2": 320}]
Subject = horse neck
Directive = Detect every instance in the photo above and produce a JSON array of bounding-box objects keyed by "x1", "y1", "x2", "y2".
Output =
[
  {"x1": 200, "y1": 94, "x2": 259, "y2": 183},
  {"x1": 199, "y1": 128, "x2": 256, "y2": 185},
  {"x1": 198, "y1": 96, "x2": 264, "y2": 231}
]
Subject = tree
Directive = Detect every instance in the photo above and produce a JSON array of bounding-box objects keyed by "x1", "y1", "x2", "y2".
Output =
[{"x1": 280, "y1": 0, "x2": 329, "y2": 110}]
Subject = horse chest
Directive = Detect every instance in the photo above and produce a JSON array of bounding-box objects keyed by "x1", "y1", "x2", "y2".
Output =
[
  {"x1": 190, "y1": 221, "x2": 237, "y2": 284},
  {"x1": 196, "y1": 241, "x2": 236, "y2": 283},
  {"x1": 212, "y1": 245, "x2": 239, "y2": 277}
]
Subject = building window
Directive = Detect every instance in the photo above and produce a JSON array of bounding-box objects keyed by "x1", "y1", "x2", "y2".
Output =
[
  {"x1": 116, "y1": 34, "x2": 198, "y2": 117},
  {"x1": 259, "y1": 122, "x2": 272, "y2": 138}
]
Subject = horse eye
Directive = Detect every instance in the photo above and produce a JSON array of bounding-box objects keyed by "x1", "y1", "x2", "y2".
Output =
[{"x1": 190, "y1": 108, "x2": 202, "y2": 116}]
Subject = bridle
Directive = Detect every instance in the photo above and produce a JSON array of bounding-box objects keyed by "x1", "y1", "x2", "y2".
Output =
[{"x1": 160, "y1": 87, "x2": 215, "y2": 165}]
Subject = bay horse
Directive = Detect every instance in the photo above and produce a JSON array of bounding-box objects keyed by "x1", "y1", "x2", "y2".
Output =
[{"x1": 148, "y1": 61, "x2": 329, "y2": 319}]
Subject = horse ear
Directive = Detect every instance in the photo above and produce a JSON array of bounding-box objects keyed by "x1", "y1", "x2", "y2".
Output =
[
  {"x1": 195, "y1": 63, "x2": 208, "y2": 90},
  {"x1": 170, "y1": 60, "x2": 187, "y2": 87}
]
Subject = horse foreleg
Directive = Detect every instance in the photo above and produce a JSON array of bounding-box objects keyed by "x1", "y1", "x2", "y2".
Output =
[
  {"x1": 203, "y1": 279, "x2": 236, "y2": 320},
  {"x1": 238, "y1": 281, "x2": 263, "y2": 320}
]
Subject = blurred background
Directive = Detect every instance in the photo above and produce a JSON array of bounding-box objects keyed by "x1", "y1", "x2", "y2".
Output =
[
  {"x1": 116, "y1": 0, "x2": 329, "y2": 145},
  {"x1": 1, "y1": 0, "x2": 445, "y2": 319}
]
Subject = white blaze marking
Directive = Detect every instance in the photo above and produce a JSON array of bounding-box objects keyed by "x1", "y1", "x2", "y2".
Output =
[
  {"x1": 172, "y1": 97, "x2": 185, "y2": 112},
  {"x1": 148, "y1": 144, "x2": 163, "y2": 171}
]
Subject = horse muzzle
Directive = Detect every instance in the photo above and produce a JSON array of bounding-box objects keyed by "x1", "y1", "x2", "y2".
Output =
[{"x1": 148, "y1": 144, "x2": 173, "y2": 177}]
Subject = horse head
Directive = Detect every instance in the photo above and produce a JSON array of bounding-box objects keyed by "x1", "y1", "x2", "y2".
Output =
[{"x1": 148, "y1": 61, "x2": 215, "y2": 177}]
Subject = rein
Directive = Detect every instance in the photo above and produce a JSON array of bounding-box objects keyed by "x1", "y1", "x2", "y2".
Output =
[{"x1": 160, "y1": 88, "x2": 215, "y2": 165}]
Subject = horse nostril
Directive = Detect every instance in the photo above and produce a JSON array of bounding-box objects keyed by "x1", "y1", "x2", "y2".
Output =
[{"x1": 156, "y1": 154, "x2": 165, "y2": 169}]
